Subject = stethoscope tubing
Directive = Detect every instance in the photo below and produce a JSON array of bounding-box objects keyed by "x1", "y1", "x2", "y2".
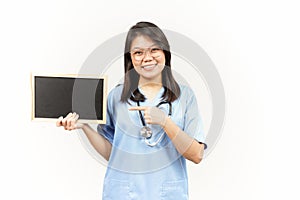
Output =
[{"x1": 137, "y1": 101, "x2": 172, "y2": 127}]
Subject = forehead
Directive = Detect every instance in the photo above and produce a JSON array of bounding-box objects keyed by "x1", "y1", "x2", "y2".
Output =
[{"x1": 130, "y1": 35, "x2": 157, "y2": 49}]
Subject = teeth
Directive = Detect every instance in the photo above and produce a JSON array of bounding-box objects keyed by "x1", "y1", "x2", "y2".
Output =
[{"x1": 143, "y1": 64, "x2": 156, "y2": 69}]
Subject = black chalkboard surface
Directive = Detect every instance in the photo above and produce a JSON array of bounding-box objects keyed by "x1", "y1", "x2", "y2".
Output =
[{"x1": 32, "y1": 74, "x2": 107, "y2": 124}]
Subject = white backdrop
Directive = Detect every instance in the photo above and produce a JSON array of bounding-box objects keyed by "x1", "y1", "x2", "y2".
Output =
[{"x1": 0, "y1": 0, "x2": 299, "y2": 199}]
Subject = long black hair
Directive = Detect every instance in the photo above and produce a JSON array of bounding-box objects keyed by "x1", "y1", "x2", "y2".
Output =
[{"x1": 121, "y1": 21, "x2": 180, "y2": 103}]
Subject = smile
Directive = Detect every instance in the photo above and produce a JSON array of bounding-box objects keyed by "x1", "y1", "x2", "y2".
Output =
[{"x1": 141, "y1": 64, "x2": 157, "y2": 71}]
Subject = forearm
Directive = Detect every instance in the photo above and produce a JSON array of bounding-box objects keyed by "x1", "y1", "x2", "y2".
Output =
[
  {"x1": 82, "y1": 124, "x2": 112, "y2": 161},
  {"x1": 163, "y1": 118, "x2": 204, "y2": 164}
]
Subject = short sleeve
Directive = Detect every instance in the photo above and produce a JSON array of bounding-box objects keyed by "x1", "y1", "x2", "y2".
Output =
[
  {"x1": 182, "y1": 86, "x2": 207, "y2": 149},
  {"x1": 97, "y1": 89, "x2": 115, "y2": 144}
]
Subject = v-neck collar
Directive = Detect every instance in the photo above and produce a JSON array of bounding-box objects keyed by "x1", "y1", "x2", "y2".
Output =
[{"x1": 138, "y1": 86, "x2": 165, "y2": 104}]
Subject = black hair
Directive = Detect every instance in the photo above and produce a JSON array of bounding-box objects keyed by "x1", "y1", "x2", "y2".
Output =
[{"x1": 121, "y1": 21, "x2": 180, "y2": 103}]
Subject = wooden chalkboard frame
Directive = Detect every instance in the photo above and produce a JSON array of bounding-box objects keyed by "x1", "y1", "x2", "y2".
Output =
[{"x1": 31, "y1": 74, "x2": 107, "y2": 124}]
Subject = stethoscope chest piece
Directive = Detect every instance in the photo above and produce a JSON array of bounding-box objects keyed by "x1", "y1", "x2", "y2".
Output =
[{"x1": 140, "y1": 126, "x2": 152, "y2": 139}]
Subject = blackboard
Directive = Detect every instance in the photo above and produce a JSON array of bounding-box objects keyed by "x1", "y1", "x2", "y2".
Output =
[{"x1": 31, "y1": 74, "x2": 107, "y2": 124}]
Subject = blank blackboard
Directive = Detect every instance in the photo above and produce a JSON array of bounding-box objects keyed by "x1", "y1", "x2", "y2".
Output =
[{"x1": 31, "y1": 74, "x2": 107, "y2": 124}]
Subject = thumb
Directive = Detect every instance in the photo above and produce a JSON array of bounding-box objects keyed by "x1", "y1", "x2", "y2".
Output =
[
  {"x1": 74, "y1": 123, "x2": 84, "y2": 129},
  {"x1": 56, "y1": 116, "x2": 63, "y2": 127}
]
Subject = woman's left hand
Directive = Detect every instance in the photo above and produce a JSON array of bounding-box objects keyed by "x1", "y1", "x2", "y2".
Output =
[{"x1": 129, "y1": 106, "x2": 167, "y2": 127}]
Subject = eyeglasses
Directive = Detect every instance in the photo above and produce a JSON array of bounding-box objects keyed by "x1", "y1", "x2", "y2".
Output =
[{"x1": 130, "y1": 46, "x2": 163, "y2": 61}]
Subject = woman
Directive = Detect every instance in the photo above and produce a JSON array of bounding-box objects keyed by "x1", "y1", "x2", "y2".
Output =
[{"x1": 57, "y1": 21, "x2": 207, "y2": 200}]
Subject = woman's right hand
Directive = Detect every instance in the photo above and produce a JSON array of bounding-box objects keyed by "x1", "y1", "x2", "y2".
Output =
[{"x1": 56, "y1": 112, "x2": 85, "y2": 130}]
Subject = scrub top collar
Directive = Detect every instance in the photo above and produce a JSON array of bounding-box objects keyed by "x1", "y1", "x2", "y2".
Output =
[{"x1": 137, "y1": 86, "x2": 165, "y2": 104}]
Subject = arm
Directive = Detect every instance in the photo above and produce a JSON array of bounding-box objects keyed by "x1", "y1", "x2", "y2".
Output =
[
  {"x1": 162, "y1": 117, "x2": 204, "y2": 164},
  {"x1": 56, "y1": 112, "x2": 112, "y2": 161},
  {"x1": 129, "y1": 107, "x2": 205, "y2": 164},
  {"x1": 81, "y1": 124, "x2": 112, "y2": 161}
]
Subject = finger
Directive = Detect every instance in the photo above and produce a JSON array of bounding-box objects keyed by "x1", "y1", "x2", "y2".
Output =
[
  {"x1": 145, "y1": 119, "x2": 153, "y2": 124},
  {"x1": 144, "y1": 108, "x2": 150, "y2": 116},
  {"x1": 62, "y1": 112, "x2": 73, "y2": 126},
  {"x1": 67, "y1": 112, "x2": 76, "y2": 128},
  {"x1": 128, "y1": 106, "x2": 148, "y2": 111},
  {"x1": 144, "y1": 115, "x2": 152, "y2": 123},
  {"x1": 56, "y1": 116, "x2": 63, "y2": 127},
  {"x1": 70, "y1": 113, "x2": 79, "y2": 129},
  {"x1": 73, "y1": 113, "x2": 79, "y2": 121}
]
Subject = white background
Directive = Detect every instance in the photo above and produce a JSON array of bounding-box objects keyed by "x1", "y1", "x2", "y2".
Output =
[{"x1": 0, "y1": 0, "x2": 299, "y2": 199}]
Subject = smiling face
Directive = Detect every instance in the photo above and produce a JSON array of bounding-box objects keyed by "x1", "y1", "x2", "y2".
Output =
[{"x1": 130, "y1": 35, "x2": 166, "y2": 85}]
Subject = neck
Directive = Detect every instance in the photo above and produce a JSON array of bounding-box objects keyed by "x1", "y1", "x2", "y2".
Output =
[
  {"x1": 138, "y1": 81, "x2": 163, "y2": 101},
  {"x1": 138, "y1": 74, "x2": 162, "y2": 89},
  {"x1": 139, "y1": 82, "x2": 162, "y2": 91}
]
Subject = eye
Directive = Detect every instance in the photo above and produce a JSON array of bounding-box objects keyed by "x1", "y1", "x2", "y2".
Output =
[
  {"x1": 133, "y1": 50, "x2": 143, "y2": 55},
  {"x1": 151, "y1": 47, "x2": 161, "y2": 53}
]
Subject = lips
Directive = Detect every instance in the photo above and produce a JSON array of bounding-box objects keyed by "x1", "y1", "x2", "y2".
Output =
[{"x1": 141, "y1": 64, "x2": 157, "y2": 71}]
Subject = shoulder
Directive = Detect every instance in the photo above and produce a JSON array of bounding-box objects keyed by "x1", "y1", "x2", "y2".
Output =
[
  {"x1": 107, "y1": 84, "x2": 123, "y2": 101},
  {"x1": 178, "y1": 84, "x2": 195, "y2": 97},
  {"x1": 105, "y1": 84, "x2": 124, "y2": 112},
  {"x1": 109, "y1": 83, "x2": 123, "y2": 94}
]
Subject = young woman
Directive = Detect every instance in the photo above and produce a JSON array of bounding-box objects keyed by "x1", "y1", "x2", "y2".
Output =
[{"x1": 57, "y1": 21, "x2": 207, "y2": 200}]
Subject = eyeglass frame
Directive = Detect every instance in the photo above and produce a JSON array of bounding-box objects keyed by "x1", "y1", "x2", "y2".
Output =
[{"x1": 130, "y1": 45, "x2": 164, "y2": 61}]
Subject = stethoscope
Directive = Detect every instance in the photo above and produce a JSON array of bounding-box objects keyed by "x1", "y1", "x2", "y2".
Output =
[{"x1": 137, "y1": 100, "x2": 172, "y2": 147}]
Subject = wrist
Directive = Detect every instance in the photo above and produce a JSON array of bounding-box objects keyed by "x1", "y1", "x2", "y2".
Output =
[
  {"x1": 161, "y1": 116, "x2": 170, "y2": 128},
  {"x1": 81, "y1": 123, "x2": 89, "y2": 130}
]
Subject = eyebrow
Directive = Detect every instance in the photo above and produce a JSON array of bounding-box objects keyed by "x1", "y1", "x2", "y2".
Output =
[{"x1": 131, "y1": 44, "x2": 159, "y2": 50}]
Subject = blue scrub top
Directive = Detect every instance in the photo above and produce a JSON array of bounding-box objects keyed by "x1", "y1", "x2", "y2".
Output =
[{"x1": 97, "y1": 84, "x2": 206, "y2": 200}]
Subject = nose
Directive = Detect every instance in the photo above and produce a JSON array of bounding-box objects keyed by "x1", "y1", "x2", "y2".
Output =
[{"x1": 143, "y1": 50, "x2": 153, "y2": 62}]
